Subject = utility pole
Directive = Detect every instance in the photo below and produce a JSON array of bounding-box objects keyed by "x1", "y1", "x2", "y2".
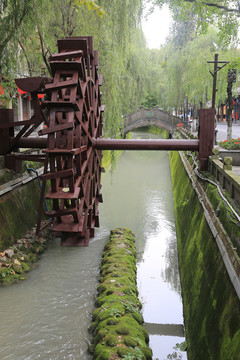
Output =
[
  {"x1": 207, "y1": 54, "x2": 229, "y2": 144},
  {"x1": 226, "y1": 69, "x2": 237, "y2": 140},
  {"x1": 211, "y1": 53, "x2": 218, "y2": 109},
  {"x1": 207, "y1": 54, "x2": 229, "y2": 110}
]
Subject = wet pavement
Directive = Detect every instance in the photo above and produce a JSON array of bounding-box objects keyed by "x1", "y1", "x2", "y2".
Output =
[
  {"x1": 232, "y1": 166, "x2": 240, "y2": 177},
  {"x1": 216, "y1": 122, "x2": 240, "y2": 142}
]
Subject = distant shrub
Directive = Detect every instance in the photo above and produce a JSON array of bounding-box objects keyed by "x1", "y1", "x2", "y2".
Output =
[{"x1": 219, "y1": 138, "x2": 240, "y2": 150}]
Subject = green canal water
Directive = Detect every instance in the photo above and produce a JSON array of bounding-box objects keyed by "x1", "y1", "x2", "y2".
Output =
[{"x1": 0, "y1": 130, "x2": 187, "y2": 359}]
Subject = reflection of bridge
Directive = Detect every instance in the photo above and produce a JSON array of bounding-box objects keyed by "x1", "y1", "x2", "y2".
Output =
[{"x1": 123, "y1": 108, "x2": 181, "y2": 135}]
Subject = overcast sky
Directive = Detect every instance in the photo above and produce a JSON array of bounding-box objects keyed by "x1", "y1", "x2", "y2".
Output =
[{"x1": 142, "y1": 4, "x2": 172, "y2": 48}]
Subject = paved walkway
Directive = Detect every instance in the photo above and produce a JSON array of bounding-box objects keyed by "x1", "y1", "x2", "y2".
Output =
[
  {"x1": 216, "y1": 123, "x2": 240, "y2": 142},
  {"x1": 232, "y1": 166, "x2": 240, "y2": 177}
]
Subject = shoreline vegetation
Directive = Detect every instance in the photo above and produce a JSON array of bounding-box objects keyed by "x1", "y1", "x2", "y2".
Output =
[{"x1": 0, "y1": 221, "x2": 51, "y2": 286}]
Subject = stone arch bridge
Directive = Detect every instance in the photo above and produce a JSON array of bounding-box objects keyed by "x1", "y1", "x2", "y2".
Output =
[{"x1": 123, "y1": 108, "x2": 181, "y2": 135}]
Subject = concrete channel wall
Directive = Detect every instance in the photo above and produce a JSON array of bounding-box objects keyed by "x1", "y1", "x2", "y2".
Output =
[
  {"x1": 209, "y1": 157, "x2": 240, "y2": 205},
  {"x1": 219, "y1": 149, "x2": 240, "y2": 166},
  {"x1": 170, "y1": 151, "x2": 240, "y2": 360},
  {"x1": 0, "y1": 170, "x2": 43, "y2": 250}
]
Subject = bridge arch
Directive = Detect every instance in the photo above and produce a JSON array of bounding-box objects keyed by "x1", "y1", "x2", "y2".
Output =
[{"x1": 123, "y1": 108, "x2": 181, "y2": 135}]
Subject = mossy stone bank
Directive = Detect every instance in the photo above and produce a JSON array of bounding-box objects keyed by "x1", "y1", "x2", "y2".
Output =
[
  {"x1": 89, "y1": 228, "x2": 152, "y2": 360},
  {"x1": 170, "y1": 151, "x2": 240, "y2": 360},
  {"x1": 0, "y1": 221, "x2": 51, "y2": 286}
]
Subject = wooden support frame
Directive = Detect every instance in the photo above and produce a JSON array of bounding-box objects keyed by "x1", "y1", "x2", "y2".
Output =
[{"x1": 0, "y1": 37, "x2": 215, "y2": 246}]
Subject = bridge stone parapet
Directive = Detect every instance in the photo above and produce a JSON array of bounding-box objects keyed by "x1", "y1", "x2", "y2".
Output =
[{"x1": 123, "y1": 108, "x2": 181, "y2": 135}]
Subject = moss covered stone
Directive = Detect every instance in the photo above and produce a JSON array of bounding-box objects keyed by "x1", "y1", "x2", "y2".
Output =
[
  {"x1": 0, "y1": 222, "x2": 51, "y2": 286},
  {"x1": 170, "y1": 151, "x2": 240, "y2": 360},
  {"x1": 146, "y1": 126, "x2": 169, "y2": 139},
  {"x1": 89, "y1": 228, "x2": 152, "y2": 360},
  {"x1": 204, "y1": 182, "x2": 240, "y2": 257}
]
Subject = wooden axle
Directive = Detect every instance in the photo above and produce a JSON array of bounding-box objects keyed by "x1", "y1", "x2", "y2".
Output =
[
  {"x1": 9, "y1": 137, "x2": 199, "y2": 152},
  {"x1": 93, "y1": 138, "x2": 199, "y2": 151}
]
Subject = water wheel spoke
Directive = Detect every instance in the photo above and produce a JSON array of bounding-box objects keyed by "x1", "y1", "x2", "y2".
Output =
[{"x1": 38, "y1": 37, "x2": 104, "y2": 246}]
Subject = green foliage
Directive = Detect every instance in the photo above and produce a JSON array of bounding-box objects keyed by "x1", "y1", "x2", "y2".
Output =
[
  {"x1": 122, "y1": 347, "x2": 144, "y2": 359},
  {"x1": 141, "y1": 94, "x2": 158, "y2": 108},
  {"x1": 2, "y1": 0, "x2": 240, "y2": 137},
  {"x1": 155, "y1": 23, "x2": 240, "y2": 114},
  {"x1": 74, "y1": 0, "x2": 105, "y2": 16},
  {"x1": 0, "y1": 79, "x2": 16, "y2": 108},
  {"x1": 153, "y1": 0, "x2": 240, "y2": 45},
  {"x1": 219, "y1": 138, "x2": 240, "y2": 150},
  {"x1": 89, "y1": 228, "x2": 152, "y2": 360},
  {"x1": 109, "y1": 308, "x2": 123, "y2": 318},
  {"x1": 0, "y1": 0, "x2": 148, "y2": 136},
  {"x1": 0, "y1": 1, "x2": 31, "y2": 57},
  {"x1": 170, "y1": 151, "x2": 240, "y2": 360}
]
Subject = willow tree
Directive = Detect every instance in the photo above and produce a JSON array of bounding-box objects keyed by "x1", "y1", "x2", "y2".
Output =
[
  {"x1": 0, "y1": 0, "x2": 30, "y2": 59},
  {"x1": 0, "y1": 0, "x2": 33, "y2": 101},
  {"x1": 1, "y1": 0, "x2": 147, "y2": 137},
  {"x1": 155, "y1": 22, "x2": 240, "y2": 120},
  {"x1": 77, "y1": 0, "x2": 146, "y2": 136},
  {"x1": 153, "y1": 0, "x2": 240, "y2": 44}
]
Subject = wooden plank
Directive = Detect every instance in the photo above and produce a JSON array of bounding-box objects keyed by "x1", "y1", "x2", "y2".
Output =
[
  {"x1": 50, "y1": 60, "x2": 83, "y2": 76},
  {"x1": 42, "y1": 146, "x2": 87, "y2": 155},
  {"x1": 198, "y1": 109, "x2": 215, "y2": 171},
  {"x1": 38, "y1": 122, "x2": 74, "y2": 135},
  {"x1": 49, "y1": 50, "x2": 83, "y2": 61},
  {"x1": 42, "y1": 100, "x2": 79, "y2": 111},
  {"x1": 7, "y1": 124, "x2": 30, "y2": 154},
  {"x1": 46, "y1": 207, "x2": 78, "y2": 217},
  {"x1": 75, "y1": 110, "x2": 93, "y2": 142},
  {"x1": 40, "y1": 168, "x2": 74, "y2": 181},
  {"x1": 0, "y1": 109, "x2": 14, "y2": 155},
  {"x1": 45, "y1": 78, "x2": 78, "y2": 91},
  {"x1": 36, "y1": 153, "x2": 49, "y2": 234},
  {"x1": 45, "y1": 186, "x2": 80, "y2": 199},
  {"x1": 57, "y1": 38, "x2": 88, "y2": 57},
  {"x1": 52, "y1": 214, "x2": 83, "y2": 233}
]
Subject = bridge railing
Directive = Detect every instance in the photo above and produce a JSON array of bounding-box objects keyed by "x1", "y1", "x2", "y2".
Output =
[{"x1": 123, "y1": 108, "x2": 181, "y2": 129}]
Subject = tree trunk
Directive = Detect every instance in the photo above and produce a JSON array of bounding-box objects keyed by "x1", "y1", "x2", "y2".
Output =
[
  {"x1": 18, "y1": 40, "x2": 33, "y2": 77},
  {"x1": 227, "y1": 80, "x2": 233, "y2": 140}
]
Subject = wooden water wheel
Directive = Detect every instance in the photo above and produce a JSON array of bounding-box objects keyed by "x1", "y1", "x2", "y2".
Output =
[
  {"x1": 38, "y1": 37, "x2": 104, "y2": 246},
  {"x1": 0, "y1": 35, "x2": 213, "y2": 246}
]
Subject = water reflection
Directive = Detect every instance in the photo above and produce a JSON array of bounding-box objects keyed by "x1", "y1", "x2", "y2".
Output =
[
  {"x1": 0, "y1": 130, "x2": 187, "y2": 359},
  {"x1": 164, "y1": 233, "x2": 182, "y2": 294},
  {"x1": 101, "y1": 130, "x2": 187, "y2": 358}
]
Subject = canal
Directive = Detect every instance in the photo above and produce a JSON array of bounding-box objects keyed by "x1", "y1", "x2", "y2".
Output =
[{"x1": 0, "y1": 130, "x2": 187, "y2": 360}]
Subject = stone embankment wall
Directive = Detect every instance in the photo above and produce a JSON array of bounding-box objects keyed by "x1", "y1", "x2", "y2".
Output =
[
  {"x1": 0, "y1": 175, "x2": 41, "y2": 250},
  {"x1": 170, "y1": 151, "x2": 240, "y2": 360},
  {"x1": 89, "y1": 228, "x2": 152, "y2": 360}
]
